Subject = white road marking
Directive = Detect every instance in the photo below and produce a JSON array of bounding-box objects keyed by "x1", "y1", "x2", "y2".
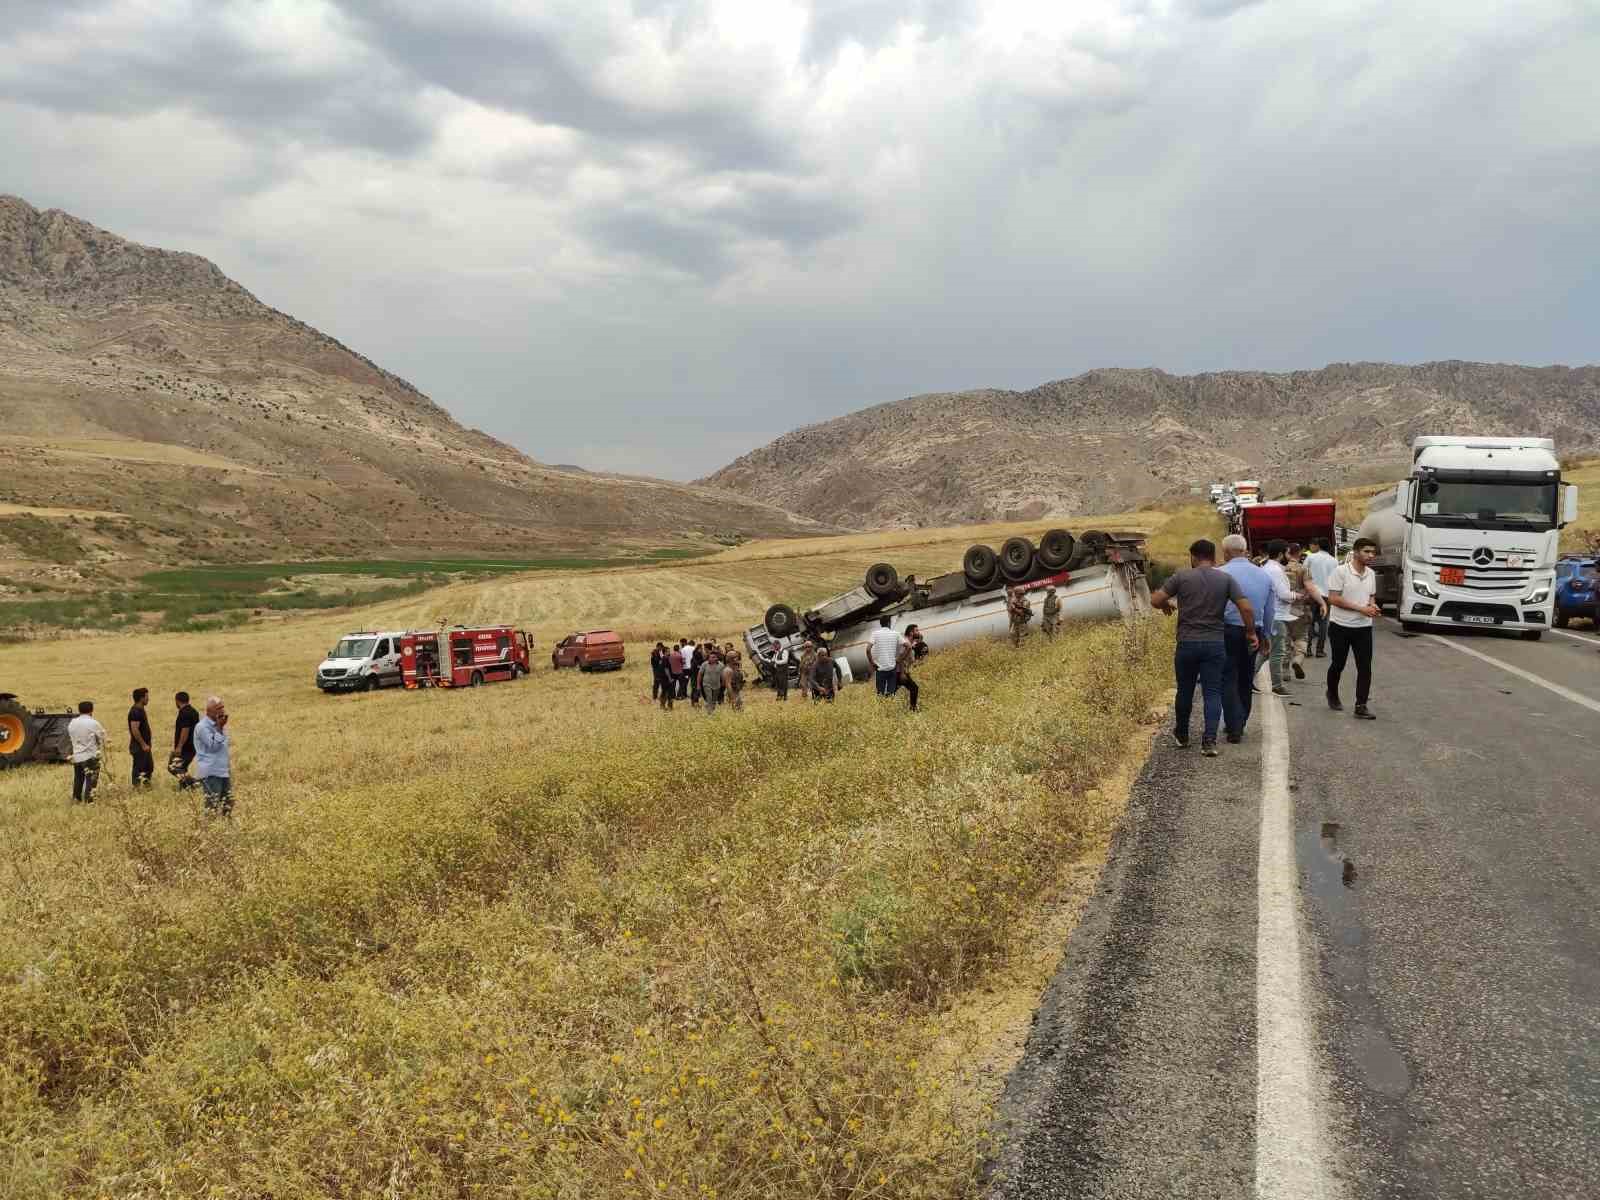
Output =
[
  {"x1": 1425, "y1": 635, "x2": 1600, "y2": 716},
  {"x1": 1256, "y1": 680, "x2": 1341, "y2": 1199},
  {"x1": 1546, "y1": 627, "x2": 1600, "y2": 647}
]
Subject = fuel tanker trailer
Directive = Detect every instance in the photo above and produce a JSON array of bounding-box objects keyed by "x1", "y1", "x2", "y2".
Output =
[{"x1": 743, "y1": 529, "x2": 1153, "y2": 686}]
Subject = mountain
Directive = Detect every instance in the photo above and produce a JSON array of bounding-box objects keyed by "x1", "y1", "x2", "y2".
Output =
[
  {"x1": 700, "y1": 363, "x2": 1600, "y2": 527},
  {"x1": 0, "y1": 195, "x2": 825, "y2": 576}
]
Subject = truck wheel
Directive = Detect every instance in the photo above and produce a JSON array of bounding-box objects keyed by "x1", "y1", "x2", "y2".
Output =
[
  {"x1": 1000, "y1": 537, "x2": 1036, "y2": 581},
  {"x1": 765, "y1": 603, "x2": 801, "y2": 638},
  {"x1": 1038, "y1": 528, "x2": 1075, "y2": 570},
  {"x1": 470, "y1": 671, "x2": 485, "y2": 686},
  {"x1": 0, "y1": 698, "x2": 35, "y2": 768},
  {"x1": 963, "y1": 544, "x2": 998, "y2": 587},
  {"x1": 864, "y1": 562, "x2": 899, "y2": 599},
  {"x1": 1521, "y1": 630, "x2": 1543, "y2": 642},
  {"x1": 1554, "y1": 612, "x2": 1570, "y2": 628}
]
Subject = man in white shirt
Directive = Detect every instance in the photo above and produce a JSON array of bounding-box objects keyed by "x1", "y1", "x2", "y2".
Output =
[
  {"x1": 1303, "y1": 538, "x2": 1339, "y2": 657},
  {"x1": 1261, "y1": 539, "x2": 1303, "y2": 697},
  {"x1": 67, "y1": 700, "x2": 107, "y2": 803},
  {"x1": 1326, "y1": 538, "x2": 1381, "y2": 719},
  {"x1": 867, "y1": 616, "x2": 905, "y2": 697}
]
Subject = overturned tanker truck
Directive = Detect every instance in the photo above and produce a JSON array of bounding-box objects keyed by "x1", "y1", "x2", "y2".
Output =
[{"x1": 744, "y1": 528, "x2": 1153, "y2": 686}]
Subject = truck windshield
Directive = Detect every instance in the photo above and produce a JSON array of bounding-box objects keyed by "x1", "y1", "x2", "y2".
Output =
[
  {"x1": 333, "y1": 637, "x2": 377, "y2": 659},
  {"x1": 1416, "y1": 481, "x2": 1558, "y2": 530}
]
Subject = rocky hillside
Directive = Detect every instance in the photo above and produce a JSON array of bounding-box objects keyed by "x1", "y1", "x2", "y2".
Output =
[
  {"x1": 702, "y1": 364, "x2": 1600, "y2": 527},
  {"x1": 0, "y1": 195, "x2": 824, "y2": 577}
]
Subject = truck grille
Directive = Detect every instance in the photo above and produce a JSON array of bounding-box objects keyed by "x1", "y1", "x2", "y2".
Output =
[
  {"x1": 1429, "y1": 546, "x2": 1538, "y2": 595},
  {"x1": 320, "y1": 668, "x2": 347, "y2": 678}
]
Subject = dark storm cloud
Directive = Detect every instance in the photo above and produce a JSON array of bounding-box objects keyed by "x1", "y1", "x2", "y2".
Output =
[
  {"x1": 0, "y1": 1, "x2": 432, "y2": 155},
  {"x1": 336, "y1": 0, "x2": 797, "y2": 172},
  {"x1": 584, "y1": 208, "x2": 733, "y2": 277}
]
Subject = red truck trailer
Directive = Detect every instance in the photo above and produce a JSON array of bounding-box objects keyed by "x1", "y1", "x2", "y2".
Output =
[
  {"x1": 400, "y1": 626, "x2": 532, "y2": 689},
  {"x1": 1240, "y1": 499, "x2": 1337, "y2": 557}
]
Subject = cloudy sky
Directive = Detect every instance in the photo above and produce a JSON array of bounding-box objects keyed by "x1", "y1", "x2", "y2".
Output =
[{"x1": 4, "y1": 1, "x2": 1597, "y2": 478}]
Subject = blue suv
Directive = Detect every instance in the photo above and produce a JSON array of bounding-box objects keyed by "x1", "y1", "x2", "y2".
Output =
[{"x1": 1554, "y1": 556, "x2": 1599, "y2": 628}]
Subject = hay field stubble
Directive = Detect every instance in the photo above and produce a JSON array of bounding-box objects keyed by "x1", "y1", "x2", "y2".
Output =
[{"x1": 1, "y1": 527, "x2": 1174, "y2": 1199}]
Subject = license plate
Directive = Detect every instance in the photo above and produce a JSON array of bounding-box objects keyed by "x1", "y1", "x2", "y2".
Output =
[
  {"x1": 1459, "y1": 614, "x2": 1498, "y2": 625},
  {"x1": 1439, "y1": 567, "x2": 1465, "y2": 586}
]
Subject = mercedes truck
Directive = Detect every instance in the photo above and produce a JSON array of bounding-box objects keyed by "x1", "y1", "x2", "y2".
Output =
[{"x1": 1358, "y1": 436, "x2": 1579, "y2": 639}]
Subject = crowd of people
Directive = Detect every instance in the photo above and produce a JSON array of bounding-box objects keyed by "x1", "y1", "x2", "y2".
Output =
[
  {"x1": 648, "y1": 622, "x2": 931, "y2": 714},
  {"x1": 1150, "y1": 533, "x2": 1381, "y2": 755},
  {"x1": 64, "y1": 689, "x2": 234, "y2": 814}
]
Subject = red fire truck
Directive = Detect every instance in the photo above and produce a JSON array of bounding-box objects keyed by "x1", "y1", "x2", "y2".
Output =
[{"x1": 400, "y1": 626, "x2": 533, "y2": 689}]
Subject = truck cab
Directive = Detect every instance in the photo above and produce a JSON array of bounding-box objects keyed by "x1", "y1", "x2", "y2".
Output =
[
  {"x1": 1372, "y1": 436, "x2": 1579, "y2": 638},
  {"x1": 1233, "y1": 480, "x2": 1262, "y2": 507},
  {"x1": 317, "y1": 631, "x2": 407, "y2": 693}
]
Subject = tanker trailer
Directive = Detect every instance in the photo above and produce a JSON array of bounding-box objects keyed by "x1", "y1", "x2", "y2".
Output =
[{"x1": 743, "y1": 529, "x2": 1152, "y2": 686}]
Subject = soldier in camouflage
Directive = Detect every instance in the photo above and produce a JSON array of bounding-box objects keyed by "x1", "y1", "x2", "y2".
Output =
[
  {"x1": 1041, "y1": 586, "x2": 1061, "y2": 639},
  {"x1": 1007, "y1": 586, "x2": 1034, "y2": 647}
]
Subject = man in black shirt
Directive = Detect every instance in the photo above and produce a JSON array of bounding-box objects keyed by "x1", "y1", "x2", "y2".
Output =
[
  {"x1": 172, "y1": 690, "x2": 200, "y2": 790},
  {"x1": 128, "y1": 686, "x2": 154, "y2": 788}
]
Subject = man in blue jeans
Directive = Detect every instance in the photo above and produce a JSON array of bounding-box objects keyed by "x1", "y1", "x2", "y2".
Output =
[
  {"x1": 867, "y1": 616, "x2": 903, "y2": 698},
  {"x1": 1151, "y1": 539, "x2": 1256, "y2": 755},
  {"x1": 1219, "y1": 533, "x2": 1274, "y2": 741}
]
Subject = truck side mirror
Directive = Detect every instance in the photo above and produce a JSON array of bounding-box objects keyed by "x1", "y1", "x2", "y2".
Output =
[
  {"x1": 1394, "y1": 480, "x2": 1412, "y2": 518},
  {"x1": 1562, "y1": 484, "x2": 1579, "y2": 527}
]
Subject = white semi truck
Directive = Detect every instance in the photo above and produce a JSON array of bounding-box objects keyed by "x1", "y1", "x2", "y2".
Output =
[
  {"x1": 743, "y1": 529, "x2": 1153, "y2": 685},
  {"x1": 1358, "y1": 435, "x2": 1579, "y2": 639},
  {"x1": 1232, "y1": 480, "x2": 1262, "y2": 507}
]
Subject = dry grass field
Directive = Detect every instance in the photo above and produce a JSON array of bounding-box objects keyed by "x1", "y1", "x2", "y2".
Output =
[{"x1": 0, "y1": 519, "x2": 1177, "y2": 1200}]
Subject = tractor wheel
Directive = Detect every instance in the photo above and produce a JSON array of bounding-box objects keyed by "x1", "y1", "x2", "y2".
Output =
[
  {"x1": 864, "y1": 562, "x2": 900, "y2": 598},
  {"x1": 765, "y1": 603, "x2": 801, "y2": 638},
  {"x1": 1037, "y1": 528, "x2": 1075, "y2": 570},
  {"x1": 963, "y1": 544, "x2": 999, "y2": 587},
  {"x1": 999, "y1": 537, "x2": 1036, "y2": 581},
  {"x1": 470, "y1": 671, "x2": 485, "y2": 687},
  {"x1": 0, "y1": 698, "x2": 35, "y2": 769}
]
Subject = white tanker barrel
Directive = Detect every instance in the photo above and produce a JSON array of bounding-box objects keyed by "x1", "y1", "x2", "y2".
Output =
[
  {"x1": 825, "y1": 562, "x2": 1146, "y2": 680},
  {"x1": 1356, "y1": 486, "x2": 1406, "y2": 608}
]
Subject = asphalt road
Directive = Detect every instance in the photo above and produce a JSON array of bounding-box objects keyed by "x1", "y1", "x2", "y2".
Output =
[{"x1": 990, "y1": 619, "x2": 1600, "y2": 1199}]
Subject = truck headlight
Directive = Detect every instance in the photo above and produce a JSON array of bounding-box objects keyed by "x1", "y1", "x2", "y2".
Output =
[
  {"x1": 1412, "y1": 580, "x2": 1439, "y2": 599},
  {"x1": 1522, "y1": 587, "x2": 1550, "y2": 605}
]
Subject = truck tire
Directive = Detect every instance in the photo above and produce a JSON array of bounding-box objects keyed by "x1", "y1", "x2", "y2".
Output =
[
  {"x1": 765, "y1": 603, "x2": 801, "y2": 638},
  {"x1": 470, "y1": 671, "x2": 485, "y2": 686},
  {"x1": 999, "y1": 537, "x2": 1035, "y2": 581},
  {"x1": 1554, "y1": 611, "x2": 1570, "y2": 628},
  {"x1": 0, "y1": 697, "x2": 35, "y2": 768},
  {"x1": 963, "y1": 544, "x2": 999, "y2": 588},
  {"x1": 1037, "y1": 528, "x2": 1075, "y2": 570},
  {"x1": 864, "y1": 562, "x2": 899, "y2": 599}
]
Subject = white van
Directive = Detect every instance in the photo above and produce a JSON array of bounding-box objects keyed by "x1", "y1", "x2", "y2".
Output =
[{"x1": 316, "y1": 630, "x2": 407, "y2": 693}]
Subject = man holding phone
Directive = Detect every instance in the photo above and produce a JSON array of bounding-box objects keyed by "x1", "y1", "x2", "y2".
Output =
[
  {"x1": 1325, "y1": 538, "x2": 1381, "y2": 719},
  {"x1": 194, "y1": 695, "x2": 234, "y2": 815}
]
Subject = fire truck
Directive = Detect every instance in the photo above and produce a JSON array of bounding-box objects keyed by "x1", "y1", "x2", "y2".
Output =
[{"x1": 400, "y1": 626, "x2": 533, "y2": 688}]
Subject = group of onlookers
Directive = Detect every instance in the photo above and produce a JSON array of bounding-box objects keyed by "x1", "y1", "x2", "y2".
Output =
[
  {"x1": 647, "y1": 622, "x2": 930, "y2": 713},
  {"x1": 65, "y1": 689, "x2": 233, "y2": 814},
  {"x1": 1151, "y1": 533, "x2": 1381, "y2": 755}
]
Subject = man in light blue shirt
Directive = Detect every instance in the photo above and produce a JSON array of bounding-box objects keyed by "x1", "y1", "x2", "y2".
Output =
[
  {"x1": 1219, "y1": 534, "x2": 1272, "y2": 740},
  {"x1": 193, "y1": 695, "x2": 233, "y2": 816},
  {"x1": 1302, "y1": 537, "x2": 1339, "y2": 657}
]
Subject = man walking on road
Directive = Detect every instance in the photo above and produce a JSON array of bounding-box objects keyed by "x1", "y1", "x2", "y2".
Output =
[
  {"x1": 1219, "y1": 534, "x2": 1272, "y2": 742},
  {"x1": 868, "y1": 616, "x2": 902, "y2": 697},
  {"x1": 127, "y1": 687, "x2": 155, "y2": 788},
  {"x1": 1303, "y1": 537, "x2": 1339, "y2": 657},
  {"x1": 1261, "y1": 541, "x2": 1303, "y2": 697},
  {"x1": 67, "y1": 700, "x2": 106, "y2": 803},
  {"x1": 1150, "y1": 539, "x2": 1255, "y2": 756},
  {"x1": 194, "y1": 696, "x2": 233, "y2": 816},
  {"x1": 1326, "y1": 537, "x2": 1381, "y2": 719}
]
